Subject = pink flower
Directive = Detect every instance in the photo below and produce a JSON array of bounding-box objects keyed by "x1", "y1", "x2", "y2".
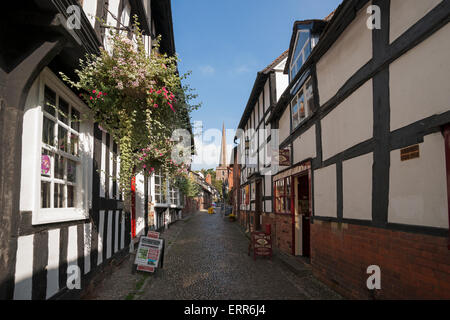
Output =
[
  {"x1": 143, "y1": 164, "x2": 146, "y2": 169},
  {"x1": 154, "y1": 104, "x2": 158, "y2": 108},
  {"x1": 139, "y1": 157, "x2": 143, "y2": 161},
  {"x1": 92, "y1": 90, "x2": 96, "y2": 94},
  {"x1": 90, "y1": 96, "x2": 93, "y2": 100},
  {"x1": 103, "y1": 92, "x2": 107, "y2": 96}
]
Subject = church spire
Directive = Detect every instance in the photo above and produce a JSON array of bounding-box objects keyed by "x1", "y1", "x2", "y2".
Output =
[{"x1": 219, "y1": 122, "x2": 227, "y2": 167}]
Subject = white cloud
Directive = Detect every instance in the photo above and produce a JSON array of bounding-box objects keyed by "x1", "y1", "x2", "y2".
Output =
[{"x1": 199, "y1": 65, "x2": 215, "y2": 75}]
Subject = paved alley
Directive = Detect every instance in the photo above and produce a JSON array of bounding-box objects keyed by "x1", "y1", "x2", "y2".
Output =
[{"x1": 135, "y1": 210, "x2": 341, "y2": 300}]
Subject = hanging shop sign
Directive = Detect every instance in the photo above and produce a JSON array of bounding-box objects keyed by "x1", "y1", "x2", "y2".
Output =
[
  {"x1": 279, "y1": 149, "x2": 291, "y2": 166},
  {"x1": 135, "y1": 236, "x2": 164, "y2": 273}
]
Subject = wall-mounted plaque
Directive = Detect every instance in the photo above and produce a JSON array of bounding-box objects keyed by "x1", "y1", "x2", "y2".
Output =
[{"x1": 401, "y1": 145, "x2": 420, "y2": 161}]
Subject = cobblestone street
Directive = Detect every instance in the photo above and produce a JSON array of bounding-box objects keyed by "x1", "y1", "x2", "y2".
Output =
[{"x1": 88, "y1": 209, "x2": 341, "y2": 300}]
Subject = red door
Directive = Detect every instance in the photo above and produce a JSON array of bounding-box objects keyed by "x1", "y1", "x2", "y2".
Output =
[{"x1": 131, "y1": 176, "x2": 136, "y2": 239}]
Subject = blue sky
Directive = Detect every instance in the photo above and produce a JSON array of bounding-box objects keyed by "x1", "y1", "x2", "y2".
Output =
[{"x1": 172, "y1": 0, "x2": 342, "y2": 170}]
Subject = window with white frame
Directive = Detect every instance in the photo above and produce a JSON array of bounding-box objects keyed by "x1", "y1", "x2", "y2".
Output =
[
  {"x1": 169, "y1": 182, "x2": 177, "y2": 205},
  {"x1": 40, "y1": 85, "x2": 82, "y2": 210},
  {"x1": 20, "y1": 68, "x2": 93, "y2": 225},
  {"x1": 154, "y1": 170, "x2": 166, "y2": 204},
  {"x1": 291, "y1": 78, "x2": 314, "y2": 129},
  {"x1": 290, "y1": 29, "x2": 311, "y2": 80}
]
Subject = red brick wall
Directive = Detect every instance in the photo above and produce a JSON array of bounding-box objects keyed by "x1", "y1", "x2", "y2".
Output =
[
  {"x1": 311, "y1": 220, "x2": 450, "y2": 299},
  {"x1": 275, "y1": 214, "x2": 292, "y2": 255}
]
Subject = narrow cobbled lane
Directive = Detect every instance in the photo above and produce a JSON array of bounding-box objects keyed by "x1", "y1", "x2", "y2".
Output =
[{"x1": 139, "y1": 210, "x2": 341, "y2": 300}]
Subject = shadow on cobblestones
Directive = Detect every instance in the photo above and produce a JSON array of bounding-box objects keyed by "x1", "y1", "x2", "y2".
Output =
[
  {"x1": 86, "y1": 210, "x2": 342, "y2": 300},
  {"x1": 137, "y1": 210, "x2": 342, "y2": 300}
]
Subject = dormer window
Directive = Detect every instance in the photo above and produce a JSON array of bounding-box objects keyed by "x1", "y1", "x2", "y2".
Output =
[{"x1": 290, "y1": 29, "x2": 311, "y2": 80}]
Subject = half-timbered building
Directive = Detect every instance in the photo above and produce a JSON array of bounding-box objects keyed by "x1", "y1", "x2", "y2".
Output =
[
  {"x1": 235, "y1": 51, "x2": 289, "y2": 233},
  {"x1": 0, "y1": 0, "x2": 177, "y2": 300},
  {"x1": 268, "y1": 0, "x2": 450, "y2": 299}
]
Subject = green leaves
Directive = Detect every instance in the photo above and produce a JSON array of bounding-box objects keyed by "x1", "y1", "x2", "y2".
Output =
[{"x1": 61, "y1": 15, "x2": 198, "y2": 205}]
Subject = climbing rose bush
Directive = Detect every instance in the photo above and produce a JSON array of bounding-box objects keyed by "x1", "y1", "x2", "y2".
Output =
[{"x1": 61, "y1": 18, "x2": 197, "y2": 207}]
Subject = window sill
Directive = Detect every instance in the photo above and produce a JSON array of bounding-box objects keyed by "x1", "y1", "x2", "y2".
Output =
[{"x1": 32, "y1": 208, "x2": 88, "y2": 225}]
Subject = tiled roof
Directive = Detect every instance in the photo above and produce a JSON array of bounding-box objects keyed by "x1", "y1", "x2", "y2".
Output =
[
  {"x1": 262, "y1": 49, "x2": 289, "y2": 74},
  {"x1": 324, "y1": 9, "x2": 336, "y2": 21}
]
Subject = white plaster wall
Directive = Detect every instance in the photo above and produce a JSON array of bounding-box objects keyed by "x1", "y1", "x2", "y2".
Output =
[
  {"x1": 388, "y1": 133, "x2": 448, "y2": 228},
  {"x1": 106, "y1": 212, "x2": 112, "y2": 259},
  {"x1": 264, "y1": 175, "x2": 272, "y2": 197},
  {"x1": 114, "y1": 211, "x2": 119, "y2": 253},
  {"x1": 120, "y1": 213, "x2": 125, "y2": 249},
  {"x1": 135, "y1": 172, "x2": 146, "y2": 237},
  {"x1": 390, "y1": 23, "x2": 450, "y2": 131},
  {"x1": 83, "y1": 223, "x2": 91, "y2": 274},
  {"x1": 278, "y1": 106, "x2": 290, "y2": 144},
  {"x1": 293, "y1": 125, "x2": 316, "y2": 164},
  {"x1": 82, "y1": 0, "x2": 97, "y2": 28},
  {"x1": 20, "y1": 78, "x2": 40, "y2": 212},
  {"x1": 104, "y1": 0, "x2": 121, "y2": 52},
  {"x1": 390, "y1": 0, "x2": 443, "y2": 43},
  {"x1": 259, "y1": 93, "x2": 264, "y2": 123},
  {"x1": 67, "y1": 225, "x2": 78, "y2": 268},
  {"x1": 265, "y1": 200, "x2": 272, "y2": 213},
  {"x1": 14, "y1": 235, "x2": 34, "y2": 300},
  {"x1": 275, "y1": 71, "x2": 288, "y2": 102},
  {"x1": 321, "y1": 79, "x2": 373, "y2": 160},
  {"x1": 313, "y1": 164, "x2": 337, "y2": 218},
  {"x1": 46, "y1": 229, "x2": 60, "y2": 299},
  {"x1": 97, "y1": 210, "x2": 104, "y2": 265},
  {"x1": 316, "y1": 2, "x2": 372, "y2": 105},
  {"x1": 343, "y1": 153, "x2": 373, "y2": 220},
  {"x1": 264, "y1": 80, "x2": 270, "y2": 113},
  {"x1": 100, "y1": 131, "x2": 106, "y2": 198}
]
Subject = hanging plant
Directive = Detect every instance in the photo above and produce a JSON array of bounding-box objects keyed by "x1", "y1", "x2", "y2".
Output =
[{"x1": 60, "y1": 16, "x2": 199, "y2": 210}]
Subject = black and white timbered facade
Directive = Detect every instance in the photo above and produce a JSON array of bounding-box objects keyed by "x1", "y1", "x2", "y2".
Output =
[
  {"x1": 267, "y1": 0, "x2": 450, "y2": 298},
  {"x1": 235, "y1": 51, "x2": 289, "y2": 233},
  {"x1": 0, "y1": 0, "x2": 176, "y2": 300}
]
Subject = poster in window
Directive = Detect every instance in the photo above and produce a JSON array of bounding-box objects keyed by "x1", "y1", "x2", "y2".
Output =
[{"x1": 41, "y1": 154, "x2": 51, "y2": 175}]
